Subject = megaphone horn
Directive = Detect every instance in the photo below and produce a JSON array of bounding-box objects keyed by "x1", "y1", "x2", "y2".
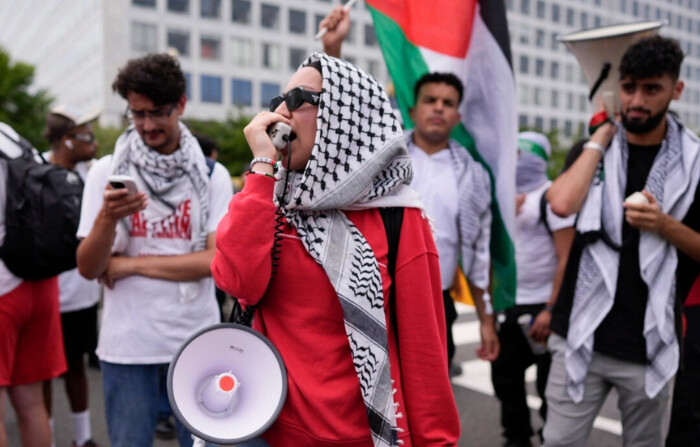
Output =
[
  {"x1": 167, "y1": 323, "x2": 287, "y2": 445},
  {"x1": 558, "y1": 21, "x2": 664, "y2": 115}
]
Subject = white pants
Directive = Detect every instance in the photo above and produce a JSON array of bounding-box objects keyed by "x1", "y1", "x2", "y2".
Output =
[{"x1": 543, "y1": 334, "x2": 673, "y2": 447}]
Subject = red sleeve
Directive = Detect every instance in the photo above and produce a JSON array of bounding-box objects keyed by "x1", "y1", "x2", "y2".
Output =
[
  {"x1": 393, "y1": 208, "x2": 461, "y2": 446},
  {"x1": 211, "y1": 174, "x2": 278, "y2": 306}
]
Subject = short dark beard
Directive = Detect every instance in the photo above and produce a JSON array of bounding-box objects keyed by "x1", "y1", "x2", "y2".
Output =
[{"x1": 621, "y1": 108, "x2": 667, "y2": 135}]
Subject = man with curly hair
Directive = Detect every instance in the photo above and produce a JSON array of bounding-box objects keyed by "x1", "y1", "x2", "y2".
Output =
[
  {"x1": 76, "y1": 53, "x2": 233, "y2": 447},
  {"x1": 545, "y1": 35, "x2": 700, "y2": 446}
]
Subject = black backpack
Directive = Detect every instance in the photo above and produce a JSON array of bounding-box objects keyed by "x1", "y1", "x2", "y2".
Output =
[{"x1": 0, "y1": 128, "x2": 84, "y2": 280}]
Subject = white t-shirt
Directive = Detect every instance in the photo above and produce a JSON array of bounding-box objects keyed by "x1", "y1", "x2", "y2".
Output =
[
  {"x1": 515, "y1": 182, "x2": 576, "y2": 305},
  {"x1": 408, "y1": 145, "x2": 459, "y2": 290},
  {"x1": 0, "y1": 124, "x2": 25, "y2": 296},
  {"x1": 77, "y1": 154, "x2": 234, "y2": 364},
  {"x1": 44, "y1": 150, "x2": 100, "y2": 313}
]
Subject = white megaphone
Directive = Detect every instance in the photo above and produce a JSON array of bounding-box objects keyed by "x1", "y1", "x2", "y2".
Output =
[
  {"x1": 558, "y1": 21, "x2": 664, "y2": 116},
  {"x1": 167, "y1": 323, "x2": 287, "y2": 445}
]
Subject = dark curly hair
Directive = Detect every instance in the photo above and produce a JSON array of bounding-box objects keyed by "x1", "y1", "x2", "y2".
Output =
[
  {"x1": 414, "y1": 72, "x2": 464, "y2": 105},
  {"x1": 112, "y1": 53, "x2": 186, "y2": 105},
  {"x1": 619, "y1": 35, "x2": 684, "y2": 81}
]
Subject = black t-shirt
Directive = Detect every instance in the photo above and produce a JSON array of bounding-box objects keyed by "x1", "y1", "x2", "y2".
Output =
[{"x1": 551, "y1": 141, "x2": 700, "y2": 365}]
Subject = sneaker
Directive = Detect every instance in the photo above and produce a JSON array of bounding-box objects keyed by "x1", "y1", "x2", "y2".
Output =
[
  {"x1": 155, "y1": 416, "x2": 176, "y2": 440},
  {"x1": 72, "y1": 440, "x2": 99, "y2": 447}
]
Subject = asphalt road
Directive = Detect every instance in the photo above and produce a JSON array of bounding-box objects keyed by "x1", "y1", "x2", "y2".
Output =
[{"x1": 4, "y1": 303, "x2": 624, "y2": 446}]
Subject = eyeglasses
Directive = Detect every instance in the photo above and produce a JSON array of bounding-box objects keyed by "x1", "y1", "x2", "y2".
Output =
[
  {"x1": 69, "y1": 132, "x2": 96, "y2": 143},
  {"x1": 269, "y1": 87, "x2": 322, "y2": 112},
  {"x1": 125, "y1": 103, "x2": 177, "y2": 123}
]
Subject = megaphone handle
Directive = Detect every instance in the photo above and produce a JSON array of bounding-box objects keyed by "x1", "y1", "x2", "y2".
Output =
[{"x1": 192, "y1": 435, "x2": 206, "y2": 447}]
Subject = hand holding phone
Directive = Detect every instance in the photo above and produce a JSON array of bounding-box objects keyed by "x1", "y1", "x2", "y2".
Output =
[
  {"x1": 108, "y1": 175, "x2": 139, "y2": 195},
  {"x1": 267, "y1": 123, "x2": 292, "y2": 151}
]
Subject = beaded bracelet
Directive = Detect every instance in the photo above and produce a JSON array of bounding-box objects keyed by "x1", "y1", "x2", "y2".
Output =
[
  {"x1": 250, "y1": 157, "x2": 275, "y2": 169},
  {"x1": 246, "y1": 170, "x2": 275, "y2": 179}
]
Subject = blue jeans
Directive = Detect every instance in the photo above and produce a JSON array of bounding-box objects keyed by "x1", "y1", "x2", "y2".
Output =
[{"x1": 101, "y1": 361, "x2": 203, "y2": 447}]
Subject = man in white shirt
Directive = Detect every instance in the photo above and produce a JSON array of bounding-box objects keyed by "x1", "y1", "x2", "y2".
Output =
[
  {"x1": 76, "y1": 54, "x2": 233, "y2": 447},
  {"x1": 491, "y1": 132, "x2": 575, "y2": 447},
  {"x1": 42, "y1": 105, "x2": 101, "y2": 447}
]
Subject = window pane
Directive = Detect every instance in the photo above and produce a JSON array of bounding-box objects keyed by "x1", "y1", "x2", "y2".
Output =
[
  {"x1": 201, "y1": 0, "x2": 221, "y2": 18},
  {"x1": 261, "y1": 82, "x2": 280, "y2": 108},
  {"x1": 168, "y1": 30, "x2": 190, "y2": 57},
  {"x1": 261, "y1": 4, "x2": 280, "y2": 29},
  {"x1": 364, "y1": 23, "x2": 377, "y2": 46},
  {"x1": 289, "y1": 9, "x2": 306, "y2": 34},
  {"x1": 201, "y1": 75, "x2": 222, "y2": 103},
  {"x1": 262, "y1": 43, "x2": 282, "y2": 70},
  {"x1": 133, "y1": 0, "x2": 156, "y2": 7},
  {"x1": 131, "y1": 22, "x2": 158, "y2": 53},
  {"x1": 184, "y1": 72, "x2": 191, "y2": 99},
  {"x1": 231, "y1": 79, "x2": 252, "y2": 106},
  {"x1": 230, "y1": 37, "x2": 253, "y2": 67},
  {"x1": 201, "y1": 36, "x2": 221, "y2": 60},
  {"x1": 168, "y1": 0, "x2": 189, "y2": 13},
  {"x1": 232, "y1": 0, "x2": 251, "y2": 24},
  {"x1": 289, "y1": 47, "x2": 306, "y2": 71}
]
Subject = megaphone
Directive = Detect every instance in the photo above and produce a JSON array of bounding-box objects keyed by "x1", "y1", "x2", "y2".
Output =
[
  {"x1": 558, "y1": 21, "x2": 664, "y2": 115},
  {"x1": 167, "y1": 323, "x2": 287, "y2": 445}
]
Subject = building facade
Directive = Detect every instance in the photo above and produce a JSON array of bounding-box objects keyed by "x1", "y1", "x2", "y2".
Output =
[
  {"x1": 1, "y1": 0, "x2": 699, "y2": 140},
  {"x1": 0, "y1": 0, "x2": 387, "y2": 126}
]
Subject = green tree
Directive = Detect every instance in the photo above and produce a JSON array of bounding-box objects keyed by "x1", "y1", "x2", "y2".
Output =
[
  {"x1": 0, "y1": 47, "x2": 52, "y2": 148},
  {"x1": 184, "y1": 115, "x2": 253, "y2": 176}
]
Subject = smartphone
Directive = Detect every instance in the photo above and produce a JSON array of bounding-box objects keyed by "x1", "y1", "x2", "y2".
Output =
[
  {"x1": 267, "y1": 123, "x2": 292, "y2": 151},
  {"x1": 108, "y1": 175, "x2": 139, "y2": 195}
]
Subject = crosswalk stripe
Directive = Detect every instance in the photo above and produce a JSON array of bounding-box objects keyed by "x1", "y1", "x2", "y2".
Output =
[{"x1": 451, "y1": 358, "x2": 623, "y2": 437}]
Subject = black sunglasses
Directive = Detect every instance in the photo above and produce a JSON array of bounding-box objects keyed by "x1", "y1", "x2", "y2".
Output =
[{"x1": 269, "y1": 87, "x2": 322, "y2": 112}]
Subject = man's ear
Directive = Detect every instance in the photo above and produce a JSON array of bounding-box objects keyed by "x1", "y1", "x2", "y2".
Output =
[
  {"x1": 408, "y1": 106, "x2": 415, "y2": 122},
  {"x1": 176, "y1": 94, "x2": 187, "y2": 115},
  {"x1": 672, "y1": 79, "x2": 684, "y2": 101}
]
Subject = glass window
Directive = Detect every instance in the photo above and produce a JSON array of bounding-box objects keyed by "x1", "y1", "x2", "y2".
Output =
[
  {"x1": 133, "y1": 0, "x2": 156, "y2": 7},
  {"x1": 232, "y1": 0, "x2": 251, "y2": 24},
  {"x1": 201, "y1": 36, "x2": 221, "y2": 60},
  {"x1": 566, "y1": 8, "x2": 574, "y2": 26},
  {"x1": 551, "y1": 32, "x2": 559, "y2": 51},
  {"x1": 552, "y1": 4, "x2": 560, "y2": 22},
  {"x1": 168, "y1": 0, "x2": 189, "y2": 13},
  {"x1": 536, "y1": 0, "x2": 545, "y2": 18},
  {"x1": 261, "y1": 4, "x2": 280, "y2": 29},
  {"x1": 594, "y1": 15, "x2": 602, "y2": 27},
  {"x1": 519, "y1": 55, "x2": 529, "y2": 74},
  {"x1": 230, "y1": 37, "x2": 253, "y2": 67},
  {"x1": 231, "y1": 79, "x2": 252, "y2": 106},
  {"x1": 201, "y1": 75, "x2": 222, "y2": 103},
  {"x1": 167, "y1": 30, "x2": 190, "y2": 57},
  {"x1": 289, "y1": 47, "x2": 307, "y2": 71},
  {"x1": 184, "y1": 72, "x2": 192, "y2": 99},
  {"x1": 519, "y1": 114, "x2": 528, "y2": 128},
  {"x1": 565, "y1": 63, "x2": 574, "y2": 82},
  {"x1": 506, "y1": 0, "x2": 514, "y2": 11},
  {"x1": 581, "y1": 12, "x2": 588, "y2": 28},
  {"x1": 131, "y1": 22, "x2": 158, "y2": 53},
  {"x1": 261, "y1": 82, "x2": 280, "y2": 108},
  {"x1": 262, "y1": 43, "x2": 282, "y2": 70},
  {"x1": 566, "y1": 92, "x2": 573, "y2": 109},
  {"x1": 535, "y1": 29, "x2": 545, "y2": 48},
  {"x1": 519, "y1": 25, "x2": 530, "y2": 45},
  {"x1": 201, "y1": 0, "x2": 221, "y2": 18},
  {"x1": 520, "y1": 0, "x2": 530, "y2": 14},
  {"x1": 367, "y1": 59, "x2": 380, "y2": 78},
  {"x1": 364, "y1": 24, "x2": 377, "y2": 47},
  {"x1": 551, "y1": 90, "x2": 559, "y2": 107},
  {"x1": 289, "y1": 9, "x2": 306, "y2": 34},
  {"x1": 564, "y1": 120, "x2": 572, "y2": 137},
  {"x1": 550, "y1": 61, "x2": 559, "y2": 79},
  {"x1": 534, "y1": 87, "x2": 542, "y2": 105},
  {"x1": 534, "y1": 116, "x2": 543, "y2": 130},
  {"x1": 535, "y1": 58, "x2": 544, "y2": 76},
  {"x1": 579, "y1": 94, "x2": 587, "y2": 111},
  {"x1": 550, "y1": 118, "x2": 558, "y2": 132},
  {"x1": 519, "y1": 85, "x2": 529, "y2": 105}
]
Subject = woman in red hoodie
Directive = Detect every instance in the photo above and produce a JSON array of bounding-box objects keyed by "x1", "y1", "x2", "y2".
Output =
[{"x1": 211, "y1": 52, "x2": 460, "y2": 447}]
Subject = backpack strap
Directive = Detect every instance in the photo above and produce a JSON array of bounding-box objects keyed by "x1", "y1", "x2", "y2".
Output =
[
  {"x1": 205, "y1": 157, "x2": 216, "y2": 178},
  {"x1": 378, "y1": 207, "x2": 405, "y2": 350},
  {"x1": 539, "y1": 187, "x2": 553, "y2": 236}
]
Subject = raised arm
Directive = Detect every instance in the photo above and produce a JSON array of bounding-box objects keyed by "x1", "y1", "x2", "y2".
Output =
[{"x1": 320, "y1": 5, "x2": 351, "y2": 58}]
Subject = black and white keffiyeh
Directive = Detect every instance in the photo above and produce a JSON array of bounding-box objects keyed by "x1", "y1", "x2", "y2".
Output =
[
  {"x1": 274, "y1": 52, "x2": 423, "y2": 447},
  {"x1": 110, "y1": 122, "x2": 211, "y2": 252},
  {"x1": 567, "y1": 115, "x2": 700, "y2": 403}
]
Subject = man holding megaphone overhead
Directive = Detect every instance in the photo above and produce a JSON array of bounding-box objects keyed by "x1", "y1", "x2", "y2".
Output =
[{"x1": 544, "y1": 35, "x2": 700, "y2": 446}]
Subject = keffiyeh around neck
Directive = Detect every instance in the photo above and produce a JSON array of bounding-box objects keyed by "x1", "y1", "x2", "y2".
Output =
[
  {"x1": 567, "y1": 115, "x2": 700, "y2": 403},
  {"x1": 111, "y1": 122, "x2": 210, "y2": 252},
  {"x1": 274, "y1": 52, "x2": 422, "y2": 447}
]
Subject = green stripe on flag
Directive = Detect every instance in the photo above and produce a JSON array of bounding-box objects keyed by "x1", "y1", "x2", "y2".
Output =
[{"x1": 369, "y1": 5, "x2": 516, "y2": 310}]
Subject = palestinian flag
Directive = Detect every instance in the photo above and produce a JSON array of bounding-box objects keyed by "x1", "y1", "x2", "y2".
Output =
[{"x1": 367, "y1": 0, "x2": 517, "y2": 310}]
